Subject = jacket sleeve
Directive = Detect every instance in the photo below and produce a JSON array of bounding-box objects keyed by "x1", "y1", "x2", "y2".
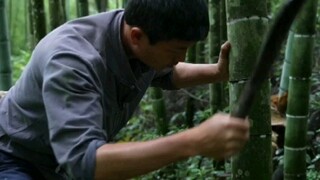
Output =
[
  {"x1": 151, "y1": 68, "x2": 179, "y2": 90},
  {"x1": 42, "y1": 53, "x2": 107, "y2": 180}
]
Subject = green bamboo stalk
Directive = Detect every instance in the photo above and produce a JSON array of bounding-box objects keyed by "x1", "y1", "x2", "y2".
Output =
[
  {"x1": 220, "y1": 0, "x2": 227, "y2": 44},
  {"x1": 196, "y1": 40, "x2": 206, "y2": 64},
  {"x1": 30, "y1": 0, "x2": 46, "y2": 47},
  {"x1": 60, "y1": 0, "x2": 67, "y2": 22},
  {"x1": 28, "y1": 0, "x2": 35, "y2": 49},
  {"x1": 208, "y1": 0, "x2": 228, "y2": 175},
  {"x1": 184, "y1": 45, "x2": 197, "y2": 128},
  {"x1": 49, "y1": 0, "x2": 66, "y2": 30},
  {"x1": 0, "y1": 0, "x2": 12, "y2": 90},
  {"x1": 8, "y1": 0, "x2": 12, "y2": 46},
  {"x1": 25, "y1": 0, "x2": 28, "y2": 46},
  {"x1": 208, "y1": 0, "x2": 223, "y2": 115},
  {"x1": 279, "y1": 31, "x2": 294, "y2": 98},
  {"x1": 185, "y1": 98, "x2": 195, "y2": 128},
  {"x1": 220, "y1": 0, "x2": 228, "y2": 109},
  {"x1": 226, "y1": 0, "x2": 307, "y2": 179},
  {"x1": 284, "y1": 0, "x2": 318, "y2": 179},
  {"x1": 226, "y1": 0, "x2": 271, "y2": 179},
  {"x1": 186, "y1": 44, "x2": 196, "y2": 65},
  {"x1": 116, "y1": 0, "x2": 119, "y2": 9},
  {"x1": 122, "y1": 0, "x2": 128, "y2": 8},
  {"x1": 150, "y1": 87, "x2": 168, "y2": 135},
  {"x1": 77, "y1": 0, "x2": 89, "y2": 17},
  {"x1": 95, "y1": 0, "x2": 107, "y2": 12},
  {"x1": 64, "y1": 0, "x2": 70, "y2": 21}
]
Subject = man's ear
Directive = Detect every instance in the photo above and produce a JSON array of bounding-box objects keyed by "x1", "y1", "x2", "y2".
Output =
[{"x1": 130, "y1": 27, "x2": 144, "y2": 45}]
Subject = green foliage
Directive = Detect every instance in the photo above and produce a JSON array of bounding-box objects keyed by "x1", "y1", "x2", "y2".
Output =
[
  {"x1": 9, "y1": 0, "x2": 111, "y2": 56},
  {"x1": 9, "y1": 0, "x2": 28, "y2": 55},
  {"x1": 11, "y1": 50, "x2": 31, "y2": 83},
  {"x1": 135, "y1": 156, "x2": 222, "y2": 180},
  {"x1": 307, "y1": 169, "x2": 320, "y2": 180},
  {"x1": 270, "y1": 0, "x2": 283, "y2": 16},
  {"x1": 310, "y1": 69, "x2": 320, "y2": 111}
]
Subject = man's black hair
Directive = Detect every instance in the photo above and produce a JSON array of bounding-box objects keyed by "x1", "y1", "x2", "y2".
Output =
[{"x1": 124, "y1": 0, "x2": 209, "y2": 45}]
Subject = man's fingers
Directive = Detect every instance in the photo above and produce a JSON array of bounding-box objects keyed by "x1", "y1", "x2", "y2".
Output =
[{"x1": 219, "y1": 41, "x2": 231, "y2": 60}]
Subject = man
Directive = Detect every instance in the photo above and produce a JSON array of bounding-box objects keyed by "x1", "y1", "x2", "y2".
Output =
[{"x1": 0, "y1": 0, "x2": 249, "y2": 179}]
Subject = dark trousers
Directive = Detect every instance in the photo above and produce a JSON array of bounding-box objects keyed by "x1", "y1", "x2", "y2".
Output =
[{"x1": 0, "y1": 150, "x2": 45, "y2": 180}]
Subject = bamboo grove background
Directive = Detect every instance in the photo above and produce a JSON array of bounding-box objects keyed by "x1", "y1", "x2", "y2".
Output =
[{"x1": 1, "y1": 0, "x2": 320, "y2": 179}]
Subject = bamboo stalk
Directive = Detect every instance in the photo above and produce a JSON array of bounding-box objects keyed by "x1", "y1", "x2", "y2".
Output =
[
  {"x1": 227, "y1": 0, "x2": 307, "y2": 179},
  {"x1": 150, "y1": 87, "x2": 168, "y2": 135},
  {"x1": 284, "y1": 0, "x2": 318, "y2": 179},
  {"x1": 0, "y1": 0, "x2": 12, "y2": 90},
  {"x1": 231, "y1": 0, "x2": 307, "y2": 118},
  {"x1": 77, "y1": 0, "x2": 89, "y2": 17}
]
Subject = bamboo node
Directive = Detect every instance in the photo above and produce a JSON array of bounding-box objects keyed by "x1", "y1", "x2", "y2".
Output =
[
  {"x1": 285, "y1": 114, "x2": 308, "y2": 119},
  {"x1": 284, "y1": 146, "x2": 306, "y2": 151},
  {"x1": 259, "y1": 134, "x2": 267, "y2": 139},
  {"x1": 229, "y1": 79, "x2": 248, "y2": 84},
  {"x1": 288, "y1": 76, "x2": 310, "y2": 81},
  {"x1": 227, "y1": 16, "x2": 269, "y2": 26},
  {"x1": 293, "y1": 33, "x2": 316, "y2": 38}
]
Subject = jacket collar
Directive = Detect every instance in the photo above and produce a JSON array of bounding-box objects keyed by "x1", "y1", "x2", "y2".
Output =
[{"x1": 104, "y1": 10, "x2": 152, "y2": 88}]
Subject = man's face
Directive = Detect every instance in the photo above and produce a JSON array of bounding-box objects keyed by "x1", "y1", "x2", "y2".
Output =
[{"x1": 137, "y1": 39, "x2": 195, "y2": 71}]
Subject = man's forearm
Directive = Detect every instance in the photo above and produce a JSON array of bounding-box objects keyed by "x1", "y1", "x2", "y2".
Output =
[
  {"x1": 94, "y1": 129, "x2": 196, "y2": 180},
  {"x1": 172, "y1": 42, "x2": 230, "y2": 88},
  {"x1": 172, "y1": 62, "x2": 222, "y2": 88},
  {"x1": 94, "y1": 113, "x2": 250, "y2": 179}
]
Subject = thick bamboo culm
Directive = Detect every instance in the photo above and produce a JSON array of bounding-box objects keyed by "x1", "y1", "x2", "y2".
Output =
[
  {"x1": 225, "y1": 0, "x2": 271, "y2": 179},
  {"x1": 284, "y1": 0, "x2": 318, "y2": 179}
]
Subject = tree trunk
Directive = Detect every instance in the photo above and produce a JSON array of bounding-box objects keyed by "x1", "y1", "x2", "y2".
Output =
[
  {"x1": 284, "y1": 0, "x2": 318, "y2": 179},
  {"x1": 0, "y1": 0, "x2": 12, "y2": 90},
  {"x1": 226, "y1": 0, "x2": 272, "y2": 179}
]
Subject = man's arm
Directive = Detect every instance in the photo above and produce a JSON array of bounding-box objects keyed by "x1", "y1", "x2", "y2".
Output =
[
  {"x1": 95, "y1": 113, "x2": 249, "y2": 179},
  {"x1": 172, "y1": 42, "x2": 231, "y2": 88}
]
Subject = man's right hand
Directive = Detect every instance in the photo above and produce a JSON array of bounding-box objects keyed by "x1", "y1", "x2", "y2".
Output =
[
  {"x1": 189, "y1": 113, "x2": 250, "y2": 160},
  {"x1": 94, "y1": 113, "x2": 249, "y2": 180}
]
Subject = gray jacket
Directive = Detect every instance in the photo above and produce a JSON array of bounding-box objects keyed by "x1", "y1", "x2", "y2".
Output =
[{"x1": 0, "y1": 10, "x2": 175, "y2": 179}]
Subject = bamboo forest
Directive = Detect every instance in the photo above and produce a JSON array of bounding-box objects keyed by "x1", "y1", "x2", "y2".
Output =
[{"x1": 1, "y1": 0, "x2": 320, "y2": 179}]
